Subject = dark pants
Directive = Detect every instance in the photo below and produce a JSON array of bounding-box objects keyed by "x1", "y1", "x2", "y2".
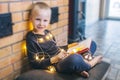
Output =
[{"x1": 55, "y1": 41, "x2": 97, "y2": 73}]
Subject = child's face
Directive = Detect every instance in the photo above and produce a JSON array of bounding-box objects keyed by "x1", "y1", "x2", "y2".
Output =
[{"x1": 31, "y1": 9, "x2": 50, "y2": 33}]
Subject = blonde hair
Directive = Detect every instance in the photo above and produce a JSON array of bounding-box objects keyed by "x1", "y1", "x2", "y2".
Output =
[{"x1": 30, "y1": 2, "x2": 51, "y2": 18}]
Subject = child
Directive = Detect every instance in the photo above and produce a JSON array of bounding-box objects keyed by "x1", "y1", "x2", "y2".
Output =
[{"x1": 26, "y1": 2, "x2": 102, "y2": 78}]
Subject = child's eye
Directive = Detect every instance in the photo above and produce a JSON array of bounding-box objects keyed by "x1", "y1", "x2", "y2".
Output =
[
  {"x1": 36, "y1": 18, "x2": 41, "y2": 21},
  {"x1": 44, "y1": 20, "x2": 48, "y2": 22}
]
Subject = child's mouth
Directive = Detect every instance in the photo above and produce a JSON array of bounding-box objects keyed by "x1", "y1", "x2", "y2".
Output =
[{"x1": 37, "y1": 26, "x2": 44, "y2": 29}]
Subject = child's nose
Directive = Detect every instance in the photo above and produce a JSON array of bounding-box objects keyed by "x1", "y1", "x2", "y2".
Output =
[{"x1": 39, "y1": 21, "x2": 44, "y2": 25}]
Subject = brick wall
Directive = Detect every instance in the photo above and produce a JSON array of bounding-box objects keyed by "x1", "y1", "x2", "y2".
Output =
[{"x1": 0, "y1": 0, "x2": 69, "y2": 80}]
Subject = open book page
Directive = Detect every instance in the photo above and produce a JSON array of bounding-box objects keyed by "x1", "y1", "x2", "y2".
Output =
[{"x1": 67, "y1": 38, "x2": 92, "y2": 54}]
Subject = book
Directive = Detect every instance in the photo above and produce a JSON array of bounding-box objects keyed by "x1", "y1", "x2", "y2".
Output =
[{"x1": 67, "y1": 38, "x2": 92, "y2": 54}]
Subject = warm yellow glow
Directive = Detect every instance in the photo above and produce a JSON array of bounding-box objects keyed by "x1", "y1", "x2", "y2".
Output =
[
  {"x1": 88, "y1": 56, "x2": 92, "y2": 60},
  {"x1": 84, "y1": 55, "x2": 93, "y2": 61},
  {"x1": 48, "y1": 66, "x2": 56, "y2": 72},
  {"x1": 45, "y1": 35, "x2": 50, "y2": 40},
  {"x1": 50, "y1": 67, "x2": 55, "y2": 72},
  {"x1": 68, "y1": 45, "x2": 86, "y2": 54},
  {"x1": 38, "y1": 38, "x2": 44, "y2": 43},
  {"x1": 35, "y1": 55, "x2": 39, "y2": 60},
  {"x1": 45, "y1": 33, "x2": 53, "y2": 40},
  {"x1": 76, "y1": 47, "x2": 82, "y2": 51},
  {"x1": 28, "y1": 21, "x2": 33, "y2": 30},
  {"x1": 61, "y1": 49, "x2": 64, "y2": 52},
  {"x1": 22, "y1": 41, "x2": 27, "y2": 56},
  {"x1": 73, "y1": 49, "x2": 77, "y2": 53},
  {"x1": 34, "y1": 54, "x2": 45, "y2": 61},
  {"x1": 48, "y1": 33, "x2": 53, "y2": 38},
  {"x1": 84, "y1": 55, "x2": 88, "y2": 59},
  {"x1": 68, "y1": 42, "x2": 78, "y2": 48}
]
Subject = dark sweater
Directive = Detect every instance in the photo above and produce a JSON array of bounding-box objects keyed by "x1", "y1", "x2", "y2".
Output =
[{"x1": 26, "y1": 30, "x2": 61, "y2": 69}]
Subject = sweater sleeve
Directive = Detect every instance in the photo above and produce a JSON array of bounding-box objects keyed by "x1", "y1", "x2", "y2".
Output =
[{"x1": 26, "y1": 32, "x2": 51, "y2": 69}]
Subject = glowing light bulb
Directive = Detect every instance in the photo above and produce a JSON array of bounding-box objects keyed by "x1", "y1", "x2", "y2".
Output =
[
  {"x1": 48, "y1": 33, "x2": 53, "y2": 38},
  {"x1": 84, "y1": 55, "x2": 88, "y2": 59},
  {"x1": 35, "y1": 55, "x2": 39, "y2": 60},
  {"x1": 45, "y1": 35, "x2": 50, "y2": 40},
  {"x1": 50, "y1": 67, "x2": 54, "y2": 72},
  {"x1": 88, "y1": 56, "x2": 92, "y2": 60},
  {"x1": 48, "y1": 66, "x2": 56, "y2": 72},
  {"x1": 73, "y1": 49, "x2": 77, "y2": 53},
  {"x1": 61, "y1": 49, "x2": 64, "y2": 52},
  {"x1": 38, "y1": 38, "x2": 44, "y2": 43}
]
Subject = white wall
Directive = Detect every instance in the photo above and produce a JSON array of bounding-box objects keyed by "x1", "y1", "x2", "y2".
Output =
[
  {"x1": 86, "y1": 0, "x2": 100, "y2": 26},
  {"x1": 99, "y1": 0, "x2": 108, "y2": 19}
]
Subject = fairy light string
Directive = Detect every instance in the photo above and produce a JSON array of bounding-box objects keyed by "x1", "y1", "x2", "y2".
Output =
[
  {"x1": 28, "y1": 31, "x2": 58, "y2": 72},
  {"x1": 27, "y1": 30, "x2": 93, "y2": 72}
]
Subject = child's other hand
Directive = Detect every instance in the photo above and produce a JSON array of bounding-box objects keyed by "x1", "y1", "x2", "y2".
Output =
[
  {"x1": 57, "y1": 49, "x2": 68, "y2": 59},
  {"x1": 50, "y1": 49, "x2": 69, "y2": 64}
]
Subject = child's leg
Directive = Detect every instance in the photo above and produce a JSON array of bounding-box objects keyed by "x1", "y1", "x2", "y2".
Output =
[{"x1": 56, "y1": 54, "x2": 91, "y2": 73}]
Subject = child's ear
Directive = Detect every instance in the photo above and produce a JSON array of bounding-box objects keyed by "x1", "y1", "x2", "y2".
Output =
[
  {"x1": 29, "y1": 12, "x2": 33, "y2": 20},
  {"x1": 29, "y1": 15, "x2": 32, "y2": 21}
]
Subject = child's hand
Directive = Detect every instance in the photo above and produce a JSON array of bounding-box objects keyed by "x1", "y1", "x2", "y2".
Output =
[
  {"x1": 57, "y1": 49, "x2": 68, "y2": 59},
  {"x1": 50, "y1": 49, "x2": 69, "y2": 64}
]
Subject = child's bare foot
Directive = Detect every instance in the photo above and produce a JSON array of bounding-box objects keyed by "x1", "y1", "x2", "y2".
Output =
[
  {"x1": 88, "y1": 55, "x2": 103, "y2": 67},
  {"x1": 80, "y1": 71, "x2": 89, "y2": 78}
]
